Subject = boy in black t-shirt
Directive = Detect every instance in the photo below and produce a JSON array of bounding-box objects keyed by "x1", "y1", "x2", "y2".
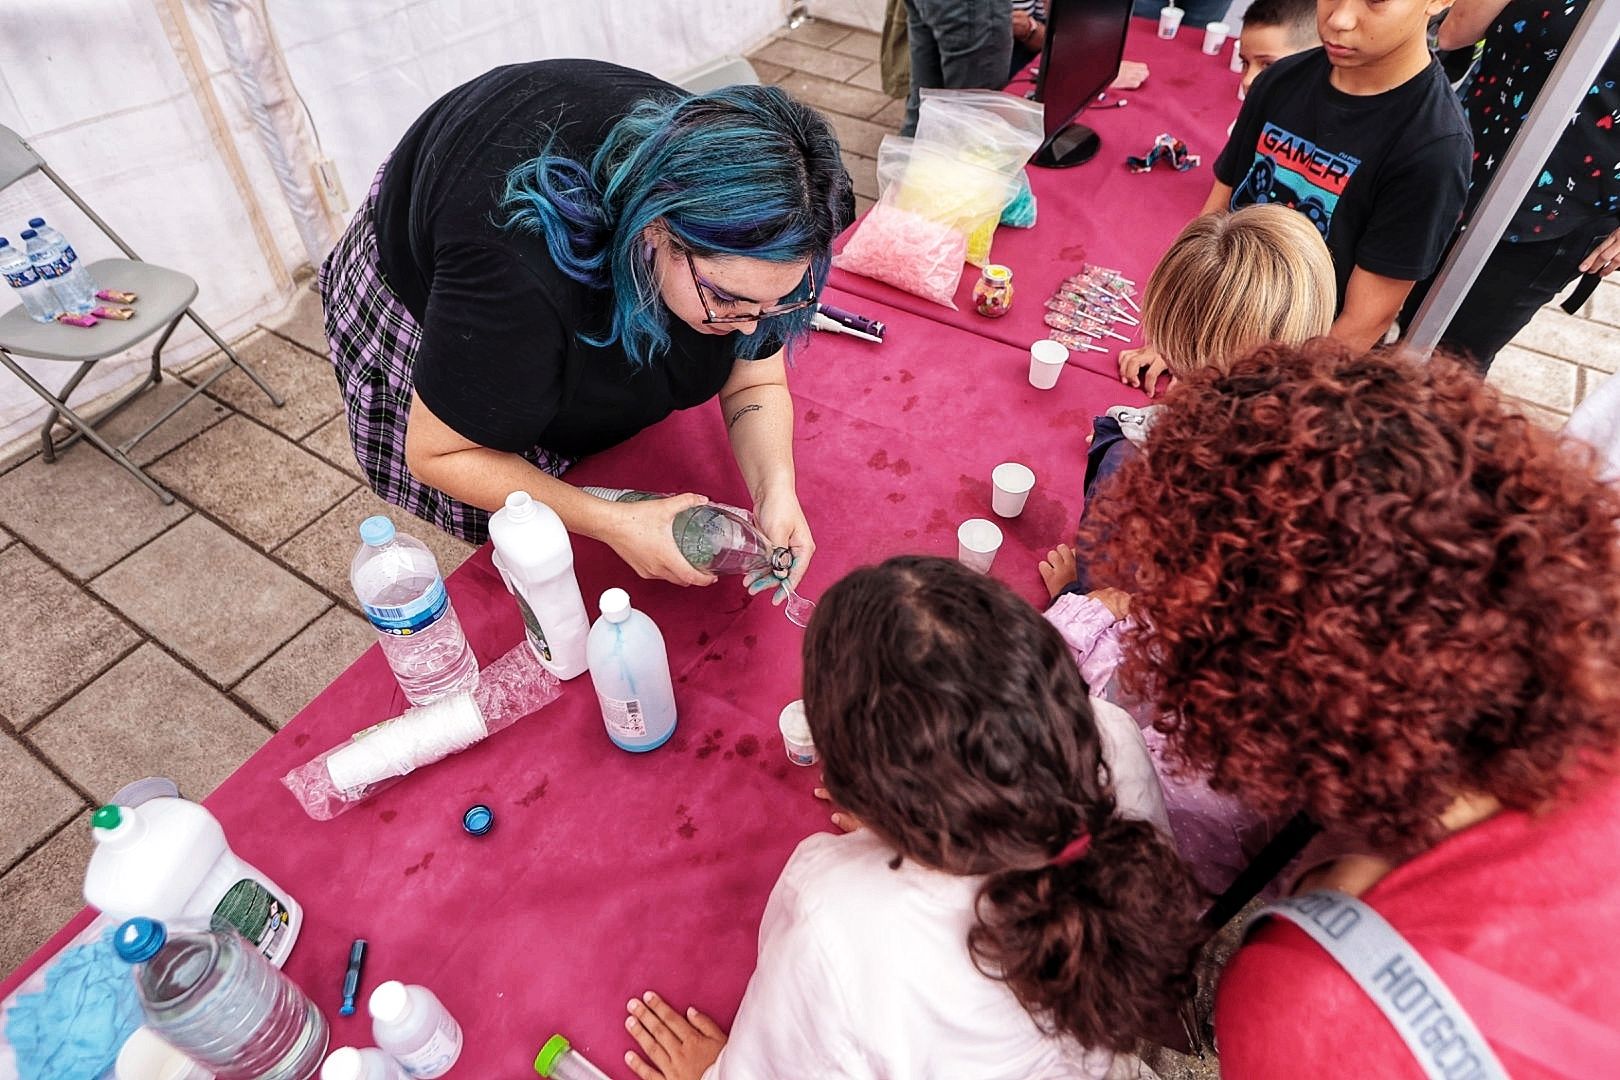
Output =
[{"x1": 1121, "y1": 0, "x2": 1472, "y2": 392}]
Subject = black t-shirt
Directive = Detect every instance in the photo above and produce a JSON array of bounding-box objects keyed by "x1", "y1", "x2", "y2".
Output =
[
  {"x1": 373, "y1": 60, "x2": 755, "y2": 459},
  {"x1": 1215, "y1": 49, "x2": 1473, "y2": 305},
  {"x1": 1465, "y1": 0, "x2": 1620, "y2": 242}
]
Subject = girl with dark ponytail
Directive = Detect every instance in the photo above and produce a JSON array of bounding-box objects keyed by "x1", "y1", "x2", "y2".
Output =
[{"x1": 620, "y1": 556, "x2": 1202, "y2": 1080}]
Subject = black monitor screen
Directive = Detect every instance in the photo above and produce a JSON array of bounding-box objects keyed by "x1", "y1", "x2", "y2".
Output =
[{"x1": 1033, "y1": 0, "x2": 1133, "y2": 167}]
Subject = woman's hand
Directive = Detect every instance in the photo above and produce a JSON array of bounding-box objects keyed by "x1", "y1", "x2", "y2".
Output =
[
  {"x1": 747, "y1": 486, "x2": 815, "y2": 603},
  {"x1": 1580, "y1": 226, "x2": 1620, "y2": 277},
  {"x1": 814, "y1": 783, "x2": 863, "y2": 833},
  {"x1": 624, "y1": 991, "x2": 727, "y2": 1080},
  {"x1": 602, "y1": 494, "x2": 719, "y2": 588}
]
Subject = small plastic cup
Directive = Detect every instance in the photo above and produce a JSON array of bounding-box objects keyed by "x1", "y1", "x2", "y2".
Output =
[
  {"x1": 1230, "y1": 39, "x2": 1245, "y2": 73},
  {"x1": 778, "y1": 700, "x2": 817, "y2": 767},
  {"x1": 1203, "y1": 21, "x2": 1229, "y2": 55},
  {"x1": 957, "y1": 518, "x2": 1004, "y2": 574},
  {"x1": 1028, "y1": 339, "x2": 1069, "y2": 390},
  {"x1": 1158, "y1": 4, "x2": 1183, "y2": 38},
  {"x1": 991, "y1": 463, "x2": 1036, "y2": 518}
]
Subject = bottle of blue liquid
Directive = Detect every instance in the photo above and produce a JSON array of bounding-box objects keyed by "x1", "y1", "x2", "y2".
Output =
[{"x1": 586, "y1": 588, "x2": 677, "y2": 752}]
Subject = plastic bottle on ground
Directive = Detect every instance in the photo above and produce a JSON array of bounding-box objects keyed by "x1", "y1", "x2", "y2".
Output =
[
  {"x1": 21, "y1": 226, "x2": 93, "y2": 313},
  {"x1": 115, "y1": 917, "x2": 329, "y2": 1080},
  {"x1": 368, "y1": 981, "x2": 463, "y2": 1078},
  {"x1": 488, "y1": 491, "x2": 590, "y2": 679},
  {"x1": 27, "y1": 216, "x2": 97, "y2": 301},
  {"x1": 351, "y1": 515, "x2": 479, "y2": 705},
  {"x1": 533, "y1": 1034, "x2": 613, "y2": 1080},
  {"x1": 586, "y1": 587, "x2": 678, "y2": 752},
  {"x1": 0, "y1": 236, "x2": 62, "y2": 322},
  {"x1": 321, "y1": 1046, "x2": 408, "y2": 1080},
  {"x1": 84, "y1": 800, "x2": 303, "y2": 967}
]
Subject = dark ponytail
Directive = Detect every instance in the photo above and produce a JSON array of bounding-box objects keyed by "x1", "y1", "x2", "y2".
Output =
[{"x1": 803, "y1": 556, "x2": 1203, "y2": 1053}]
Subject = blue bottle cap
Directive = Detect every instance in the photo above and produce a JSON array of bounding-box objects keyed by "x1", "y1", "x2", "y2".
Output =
[
  {"x1": 463, "y1": 804, "x2": 493, "y2": 836},
  {"x1": 19, "y1": 229, "x2": 36, "y2": 240},
  {"x1": 27, "y1": 218, "x2": 44, "y2": 229},
  {"x1": 114, "y1": 917, "x2": 167, "y2": 963},
  {"x1": 358, "y1": 515, "x2": 395, "y2": 547},
  {"x1": 0, "y1": 238, "x2": 10, "y2": 248}
]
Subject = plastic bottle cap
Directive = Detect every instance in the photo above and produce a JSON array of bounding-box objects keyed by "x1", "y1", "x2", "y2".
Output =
[
  {"x1": 19, "y1": 229, "x2": 36, "y2": 240},
  {"x1": 114, "y1": 917, "x2": 167, "y2": 963},
  {"x1": 503, "y1": 490, "x2": 536, "y2": 521},
  {"x1": 534, "y1": 1034, "x2": 572, "y2": 1077},
  {"x1": 321, "y1": 1047, "x2": 362, "y2": 1080},
  {"x1": 92, "y1": 804, "x2": 123, "y2": 832},
  {"x1": 358, "y1": 515, "x2": 396, "y2": 547},
  {"x1": 0, "y1": 239, "x2": 10, "y2": 248},
  {"x1": 27, "y1": 218, "x2": 44, "y2": 228},
  {"x1": 369, "y1": 980, "x2": 410, "y2": 1024},
  {"x1": 463, "y1": 804, "x2": 493, "y2": 836},
  {"x1": 600, "y1": 588, "x2": 631, "y2": 623}
]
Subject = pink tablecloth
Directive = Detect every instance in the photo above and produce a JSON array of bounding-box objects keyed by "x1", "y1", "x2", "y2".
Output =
[
  {"x1": 1, "y1": 288, "x2": 1134, "y2": 1078},
  {"x1": 830, "y1": 16, "x2": 1244, "y2": 379}
]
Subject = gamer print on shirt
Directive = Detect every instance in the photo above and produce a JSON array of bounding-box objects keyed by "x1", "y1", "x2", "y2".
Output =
[{"x1": 1232, "y1": 122, "x2": 1361, "y2": 239}]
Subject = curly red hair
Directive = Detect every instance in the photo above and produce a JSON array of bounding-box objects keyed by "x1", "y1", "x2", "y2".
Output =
[{"x1": 1084, "y1": 341, "x2": 1620, "y2": 851}]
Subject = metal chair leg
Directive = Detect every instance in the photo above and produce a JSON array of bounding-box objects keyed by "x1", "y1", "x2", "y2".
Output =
[
  {"x1": 42, "y1": 314, "x2": 181, "y2": 459},
  {"x1": 184, "y1": 308, "x2": 284, "y2": 408},
  {"x1": 0, "y1": 348, "x2": 175, "y2": 504}
]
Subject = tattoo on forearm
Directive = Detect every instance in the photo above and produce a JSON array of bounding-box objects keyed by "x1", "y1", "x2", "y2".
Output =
[{"x1": 728, "y1": 404, "x2": 763, "y2": 429}]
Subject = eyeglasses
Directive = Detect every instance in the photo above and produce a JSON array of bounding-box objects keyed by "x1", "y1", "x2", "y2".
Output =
[{"x1": 682, "y1": 248, "x2": 817, "y2": 325}]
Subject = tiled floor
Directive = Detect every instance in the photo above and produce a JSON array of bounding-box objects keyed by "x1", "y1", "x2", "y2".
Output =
[{"x1": 2, "y1": 17, "x2": 1613, "y2": 1076}]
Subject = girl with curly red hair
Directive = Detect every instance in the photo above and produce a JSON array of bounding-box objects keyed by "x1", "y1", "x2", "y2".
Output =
[{"x1": 1084, "y1": 341, "x2": 1620, "y2": 1078}]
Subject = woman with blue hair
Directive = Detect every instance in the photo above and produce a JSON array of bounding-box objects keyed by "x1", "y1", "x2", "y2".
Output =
[{"x1": 319, "y1": 61, "x2": 852, "y2": 591}]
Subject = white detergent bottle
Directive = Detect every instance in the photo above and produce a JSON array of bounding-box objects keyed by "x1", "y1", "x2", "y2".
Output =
[
  {"x1": 488, "y1": 491, "x2": 590, "y2": 680},
  {"x1": 83, "y1": 800, "x2": 302, "y2": 968},
  {"x1": 369, "y1": 981, "x2": 462, "y2": 1078},
  {"x1": 586, "y1": 588, "x2": 677, "y2": 752}
]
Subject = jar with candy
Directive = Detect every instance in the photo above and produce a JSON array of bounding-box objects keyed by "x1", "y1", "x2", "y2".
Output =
[{"x1": 973, "y1": 265, "x2": 1014, "y2": 318}]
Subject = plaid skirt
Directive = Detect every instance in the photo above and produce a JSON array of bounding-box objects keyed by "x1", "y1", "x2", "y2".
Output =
[{"x1": 318, "y1": 165, "x2": 572, "y2": 544}]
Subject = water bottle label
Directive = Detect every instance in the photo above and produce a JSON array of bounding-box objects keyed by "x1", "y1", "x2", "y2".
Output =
[
  {"x1": 37, "y1": 258, "x2": 68, "y2": 280},
  {"x1": 60, "y1": 243, "x2": 77, "y2": 265},
  {"x1": 3, "y1": 266, "x2": 39, "y2": 288},
  {"x1": 212, "y1": 879, "x2": 295, "y2": 965},
  {"x1": 397, "y1": 1014, "x2": 463, "y2": 1077},
  {"x1": 363, "y1": 576, "x2": 449, "y2": 635},
  {"x1": 598, "y1": 695, "x2": 648, "y2": 739},
  {"x1": 513, "y1": 592, "x2": 553, "y2": 661}
]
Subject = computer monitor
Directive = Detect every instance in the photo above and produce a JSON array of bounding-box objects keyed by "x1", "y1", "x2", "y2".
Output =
[{"x1": 1032, "y1": 0, "x2": 1134, "y2": 168}]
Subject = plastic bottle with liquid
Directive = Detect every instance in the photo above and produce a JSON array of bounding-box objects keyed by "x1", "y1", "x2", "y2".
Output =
[
  {"x1": 533, "y1": 1034, "x2": 613, "y2": 1080},
  {"x1": 321, "y1": 1046, "x2": 408, "y2": 1080},
  {"x1": 0, "y1": 236, "x2": 62, "y2": 322},
  {"x1": 351, "y1": 516, "x2": 479, "y2": 705},
  {"x1": 115, "y1": 917, "x2": 329, "y2": 1080},
  {"x1": 22, "y1": 227, "x2": 94, "y2": 313},
  {"x1": 28, "y1": 216, "x2": 97, "y2": 300},
  {"x1": 487, "y1": 491, "x2": 590, "y2": 680},
  {"x1": 586, "y1": 587, "x2": 677, "y2": 752},
  {"x1": 85, "y1": 800, "x2": 303, "y2": 967},
  {"x1": 368, "y1": 981, "x2": 463, "y2": 1078},
  {"x1": 581, "y1": 487, "x2": 784, "y2": 575}
]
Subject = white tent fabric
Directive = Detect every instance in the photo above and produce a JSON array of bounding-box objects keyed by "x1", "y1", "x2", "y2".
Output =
[{"x1": 0, "y1": 0, "x2": 788, "y2": 452}]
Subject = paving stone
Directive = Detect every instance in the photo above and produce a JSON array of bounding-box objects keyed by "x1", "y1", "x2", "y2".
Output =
[
  {"x1": 841, "y1": 151, "x2": 879, "y2": 201},
  {"x1": 846, "y1": 61, "x2": 887, "y2": 93},
  {"x1": 1498, "y1": 394, "x2": 1568, "y2": 431},
  {"x1": 1487, "y1": 344, "x2": 1578, "y2": 413},
  {"x1": 829, "y1": 28, "x2": 881, "y2": 61},
  {"x1": 301, "y1": 413, "x2": 364, "y2": 479},
  {"x1": 855, "y1": 194, "x2": 876, "y2": 217},
  {"x1": 776, "y1": 70, "x2": 894, "y2": 121},
  {"x1": 0, "y1": 733, "x2": 83, "y2": 873},
  {"x1": 870, "y1": 96, "x2": 907, "y2": 131},
  {"x1": 235, "y1": 607, "x2": 374, "y2": 728},
  {"x1": 0, "y1": 810, "x2": 95, "y2": 977},
  {"x1": 148, "y1": 415, "x2": 357, "y2": 549},
  {"x1": 276, "y1": 487, "x2": 475, "y2": 610},
  {"x1": 783, "y1": 19, "x2": 852, "y2": 48},
  {"x1": 754, "y1": 38, "x2": 869, "y2": 83},
  {"x1": 203, "y1": 331, "x2": 342, "y2": 440},
  {"x1": 0, "y1": 545, "x2": 139, "y2": 728},
  {"x1": 92, "y1": 514, "x2": 330, "y2": 685},
  {"x1": 825, "y1": 110, "x2": 890, "y2": 158},
  {"x1": 32, "y1": 644, "x2": 270, "y2": 802},
  {"x1": 1510, "y1": 305, "x2": 1620, "y2": 374},
  {"x1": 0, "y1": 447, "x2": 189, "y2": 579},
  {"x1": 262, "y1": 283, "x2": 329, "y2": 357},
  {"x1": 90, "y1": 374, "x2": 232, "y2": 466},
  {"x1": 1579, "y1": 366, "x2": 1611, "y2": 406},
  {"x1": 749, "y1": 58, "x2": 792, "y2": 84},
  {"x1": 0, "y1": 524, "x2": 10, "y2": 550},
  {"x1": 1587, "y1": 279, "x2": 1620, "y2": 328}
]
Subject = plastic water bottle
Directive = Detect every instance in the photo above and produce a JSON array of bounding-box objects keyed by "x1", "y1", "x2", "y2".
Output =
[
  {"x1": 321, "y1": 1047, "x2": 407, "y2": 1080},
  {"x1": 351, "y1": 516, "x2": 479, "y2": 706},
  {"x1": 534, "y1": 1034, "x2": 614, "y2": 1080},
  {"x1": 582, "y1": 487, "x2": 782, "y2": 574},
  {"x1": 368, "y1": 981, "x2": 462, "y2": 1078},
  {"x1": 22, "y1": 227, "x2": 93, "y2": 313},
  {"x1": 586, "y1": 588, "x2": 677, "y2": 752},
  {"x1": 488, "y1": 491, "x2": 590, "y2": 680},
  {"x1": 28, "y1": 216, "x2": 97, "y2": 302},
  {"x1": 0, "y1": 236, "x2": 62, "y2": 322},
  {"x1": 114, "y1": 917, "x2": 329, "y2": 1080}
]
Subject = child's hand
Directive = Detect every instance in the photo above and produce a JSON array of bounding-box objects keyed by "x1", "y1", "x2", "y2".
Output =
[
  {"x1": 1111, "y1": 59, "x2": 1149, "y2": 90},
  {"x1": 1086, "y1": 587, "x2": 1132, "y2": 621},
  {"x1": 1118, "y1": 345, "x2": 1170, "y2": 397},
  {"x1": 814, "y1": 784, "x2": 863, "y2": 832},
  {"x1": 625, "y1": 991, "x2": 727, "y2": 1080},
  {"x1": 1039, "y1": 544, "x2": 1079, "y2": 600}
]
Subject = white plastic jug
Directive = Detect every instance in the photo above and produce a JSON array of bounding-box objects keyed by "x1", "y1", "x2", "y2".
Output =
[
  {"x1": 488, "y1": 491, "x2": 590, "y2": 680},
  {"x1": 84, "y1": 799, "x2": 302, "y2": 968}
]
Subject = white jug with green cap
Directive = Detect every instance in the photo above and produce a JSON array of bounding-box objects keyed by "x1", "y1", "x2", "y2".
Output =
[{"x1": 534, "y1": 1034, "x2": 613, "y2": 1080}]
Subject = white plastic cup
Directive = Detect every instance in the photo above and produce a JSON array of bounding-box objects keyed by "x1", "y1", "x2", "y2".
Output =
[
  {"x1": 116, "y1": 1026, "x2": 216, "y2": 1080},
  {"x1": 1028, "y1": 339, "x2": 1069, "y2": 390},
  {"x1": 1230, "y1": 39, "x2": 1245, "y2": 73},
  {"x1": 991, "y1": 463, "x2": 1036, "y2": 518},
  {"x1": 957, "y1": 518, "x2": 1004, "y2": 574},
  {"x1": 778, "y1": 700, "x2": 817, "y2": 767},
  {"x1": 1158, "y1": 4, "x2": 1183, "y2": 38},
  {"x1": 1203, "y1": 21, "x2": 1229, "y2": 55}
]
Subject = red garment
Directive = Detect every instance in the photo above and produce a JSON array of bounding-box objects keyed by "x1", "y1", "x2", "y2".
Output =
[{"x1": 1214, "y1": 769, "x2": 1620, "y2": 1079}]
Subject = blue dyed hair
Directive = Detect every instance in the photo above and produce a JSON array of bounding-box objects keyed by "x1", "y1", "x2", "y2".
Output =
[{"x1": 502, "y1": 83, "x2": 854, "y2": 367}]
